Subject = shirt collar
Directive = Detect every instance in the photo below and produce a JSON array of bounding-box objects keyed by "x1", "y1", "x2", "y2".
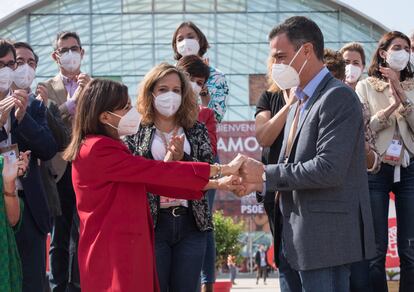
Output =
[
  {"x1": 60, "y1": 73, "x2": 77, "y2": 84},
  {"x1": 295, "y1": 66, "x2": 329, "y2": 101}
]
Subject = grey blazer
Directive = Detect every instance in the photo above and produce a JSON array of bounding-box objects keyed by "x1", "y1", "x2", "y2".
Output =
[{"x1": 266, "y1": 72, "x2": 376, "y2": 271}]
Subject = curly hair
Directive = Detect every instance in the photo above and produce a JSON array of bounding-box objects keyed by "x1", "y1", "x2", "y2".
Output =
[
  {"x1": 323, "y1": 48, "x2": 345, "y2": 81},
  {"x1": 137, "y1": 63, "x2": 198, "y2": 129}
]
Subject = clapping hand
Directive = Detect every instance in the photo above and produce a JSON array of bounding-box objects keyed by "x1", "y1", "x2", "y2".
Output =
[
  {"x1": 164, "y1": 134, "x2": 185, "y2": 162},
  {"x1": 2, "y1": 150, "x2": 30, "y2": 186},
  {"x1": 13, "y1": 89, "x2": 29, "y2": 122}
]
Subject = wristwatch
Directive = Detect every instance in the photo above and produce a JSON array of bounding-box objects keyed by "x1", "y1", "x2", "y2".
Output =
[{"x1": 402, "y1": 99, "x2": 412, "y2": 107}]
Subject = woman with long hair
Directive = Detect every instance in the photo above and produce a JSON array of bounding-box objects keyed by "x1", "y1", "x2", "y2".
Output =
[
  {"x1": 64, "y1": 79, "x2": 245, "y2": 292},
  {"x1": 126, "y1": 63, "x2": 239, "y2": 292},
  {"x1": 356, "y1": 31, "x2": 414, "y2": 292}
]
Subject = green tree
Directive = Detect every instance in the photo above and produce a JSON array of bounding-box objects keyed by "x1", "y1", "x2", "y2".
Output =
[{"x1": 213, "y1": 210, "x2": 244, "y2": 269}]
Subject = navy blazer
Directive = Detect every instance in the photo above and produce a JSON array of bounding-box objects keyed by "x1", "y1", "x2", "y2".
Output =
[{"x1": 0, "y1": 95, "x2": 58, "y2": 234}]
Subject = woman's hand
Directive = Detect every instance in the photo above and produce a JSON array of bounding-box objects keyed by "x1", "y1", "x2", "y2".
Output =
[
  {"x1": 221, "y1": 154, "x2": 247, "y2": 176},
  {"x1": 18, "y1": 151, "x2": 30, "y2": 177},
  {"x1": 283, "y1": 88, "x2": 297, "y2": 106},
  {"x1": 216, "y1": 175, "x2": 245, "y2": 194},
  {"x1": 380, "y1": 66, "x2": 400, "y2": 85},
  {"x1": 166, "y1": 134, "x2": 184, "y2": 161}
]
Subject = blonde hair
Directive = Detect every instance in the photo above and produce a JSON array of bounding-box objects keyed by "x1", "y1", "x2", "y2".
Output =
[
  {"x1": 266, "y1": 55, "x2": 279, "y2": 93},
  {"x1": 137, "y1": 62, "x2": 198, "y2": 129}
]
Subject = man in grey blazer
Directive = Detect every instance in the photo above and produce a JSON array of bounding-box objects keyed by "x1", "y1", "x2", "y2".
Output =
[{"x1": 241, "y1": 16, "x2": 376, "y2": 292}]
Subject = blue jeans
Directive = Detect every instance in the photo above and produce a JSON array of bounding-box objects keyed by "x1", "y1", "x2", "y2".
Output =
[
  {"x1": 200, "y1": 155, "x2": 219, "y2": 285},
  {"x1": 278, "y1": 241, "x2": 350, "y2": 292},
  {"x1": 155, "y1": 211, "x2": 207, "y2": 292},
  {"x1": 368, "y1": 161, "x2": 414, "y2": 292}
]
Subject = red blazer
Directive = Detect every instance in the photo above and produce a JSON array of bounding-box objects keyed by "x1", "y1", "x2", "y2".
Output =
[
  {"x1": 198, "y1": 105, "x2": 217, "y2": 156},
  {"x1": 72, "y1": 135, "x2": 210, "y2": 292}
]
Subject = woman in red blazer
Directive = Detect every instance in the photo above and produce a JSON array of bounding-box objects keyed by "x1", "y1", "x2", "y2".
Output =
[{"x1": 63, "y1": 79, "x2": 245, "y2": 292}]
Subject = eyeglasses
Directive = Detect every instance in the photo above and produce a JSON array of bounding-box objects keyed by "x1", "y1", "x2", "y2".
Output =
[
  {"x1": 56, "y1": 45, "x2": 81, "y2": 55},
  {"x1": 0, "y1": 60, "x2": 16, "y2": 69}
]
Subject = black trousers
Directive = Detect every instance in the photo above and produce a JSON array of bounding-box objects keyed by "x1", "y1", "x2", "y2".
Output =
[
  {"x1": 49, "y1": 165, "x2": 80, "y2": 292},
  {"x1": 15, "y1": 197, "x2": 47, "y2": 292}
]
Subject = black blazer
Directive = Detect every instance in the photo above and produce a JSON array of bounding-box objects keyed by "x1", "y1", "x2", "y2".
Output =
[{"x1": 0, "y1": 96, "x2": 58, "y2": 234}]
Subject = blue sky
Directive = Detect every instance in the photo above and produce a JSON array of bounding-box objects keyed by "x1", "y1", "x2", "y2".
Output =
[{"x1": 0, "y1": 0, "x2": 413, "y2": 36}]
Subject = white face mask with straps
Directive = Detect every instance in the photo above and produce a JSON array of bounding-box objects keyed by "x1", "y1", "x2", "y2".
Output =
[
  {"x1": 105, "y1": 107, "x2": 141, "y2": 137},
  {"x1": 177, "y1": 39, "x2": 200, "y2": 57},
  {"x1": 153, "y1": 91, "x2": 182, "y2": 117},
  {"x1": 345, "y1": 64, "x2": 362, "y2": 84},
  {"x1": 0, "y1": 67, "x2": 14, "y2": 93},
  {"x1": 386, "y1": 49, "x2": 410, "y2": 71},
  {"x1": 13, "y1": 63, "x2": 35, "y2": 89},
  {"x1": 271, "y1": 45, "x2": 308, "y2": 90},
  {"x1": 58, "y1": 50, "x2": 81, "y2": 73}
]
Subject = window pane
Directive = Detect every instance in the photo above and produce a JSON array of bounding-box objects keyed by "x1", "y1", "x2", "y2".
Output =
[
  {"x1": 122, "y1": 15, "x2": 153, "y2": 45},
  {"x1": 92, "y1": 0, "x2": 122, "y2": 13},
  {"x1": 217, "y1": 0, "x2": 246, "y2": 12},
  {"x1": 154, "y1": 0, "x2": 184, "y2": 12},
  {"x1": 216, "y1": 13, "x2": 247, "y2": 44},
  {"x1": 0, "y1": 18, "x2": 27, "y2": 42},
  {"x1": 60, "y1": 0, "x2": 90, "y2": 14},
  {"x1": 92, "y1": 15, "x2": 122, "y2": 45},
  {"x1": 122, "y1": 0, "x2": 152, "y2": 13},
  {"x1": 185, "y1": 0, "x2": 215, "y2": 12}
]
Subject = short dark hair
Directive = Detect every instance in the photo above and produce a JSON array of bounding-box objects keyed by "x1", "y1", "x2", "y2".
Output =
[
  {"x1": 368, "y1": 31, "x2": 413, "y2": 81},
  {"x1": 176, "y1": 55, "x2": 210, "y2": 84},
  {"x1": 0, "y1": 39, "x2": 16, "y2": 60},
  {"x1": 172, "y1": 21, "x2": 210, "y2": 61},
  {"x1": 324, "y1": 48, "x2": 345, "y2": 81},
  {"x1": 14, "y1": 41, "x2": 39, "y2": 64},
  {"x1": 54, "y1": 31, "x2": 82, "y2": 50},
  {"x1": 268, "y1": 16, "x2": 324, "y2": 60}
]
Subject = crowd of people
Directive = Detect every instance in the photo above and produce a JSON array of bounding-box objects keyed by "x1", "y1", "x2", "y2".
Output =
[{"x1": 0, "y1": 13, "x2": 413, "y2": 292}]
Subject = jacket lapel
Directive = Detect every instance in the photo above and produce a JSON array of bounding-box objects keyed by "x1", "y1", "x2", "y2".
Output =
[
  {"x1": 51, "y1": 75, "x2": 68, "y2": 105},
  {"x1": 291, "y1": 73, "x2": 334, "y2": 147}
]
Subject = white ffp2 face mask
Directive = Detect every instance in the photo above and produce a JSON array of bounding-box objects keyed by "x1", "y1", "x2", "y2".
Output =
[
  {"x1": 59, "y1": 50, "x2": 81, "y2": 73},
  {"x1": 271, "y1": 45, "x2": 308, "y2": 90},
  {"x1": 153, "y1": 91, "x2": 182, "y2": 117},
  {"x1": 177, "y1": 39, "x2": 200, "y2": 57},
  {"x1": 13, "y1": 63, "x2": 36, "y2": 89},
  {"x1": 345, "y1": 64, "x2": 362, "y2": 84},
  {"x1": 0, "y1": 67, "x2": 14, "y2": 93},
  {"x1": 386, "y1": 49, "x2": 410, "y2": 71},
  {"x1": 106, "y1": 107, "x2": 141, "y2": 137}
]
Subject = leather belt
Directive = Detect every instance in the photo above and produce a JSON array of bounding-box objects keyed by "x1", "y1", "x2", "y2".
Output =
[{"x1": 160, "y1": 206, "x2": 188, "y2": 217}]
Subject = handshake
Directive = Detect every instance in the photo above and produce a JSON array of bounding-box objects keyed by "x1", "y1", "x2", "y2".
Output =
[{"x1": 209, "y1": 154, "x2": 265, "y2": 197}]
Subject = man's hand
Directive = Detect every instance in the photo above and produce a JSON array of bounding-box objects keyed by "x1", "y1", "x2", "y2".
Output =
[
  {"x1": 240, "y1": 157, "x2": 265, "y2": 184},
  {"x1": 13, "y1": 89, "x2": 29, "y2": 122},
  {"x1": 0, "y1": 96, "x2": 15, "y2": 126},
  {"x1": 36, "y1": 83, "x2": 49, "y2": 106},
  {"x1": 77, "y1": 73, "x2": 91, "y2": 88}
]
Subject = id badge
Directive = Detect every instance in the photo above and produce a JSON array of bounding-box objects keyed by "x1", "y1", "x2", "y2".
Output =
[
  {"x1": 0, "y1": 144, "x2": 19, "y2": 163},
  {"x1": 384, "y1": 139, "x2": 403, "y2": 163}
]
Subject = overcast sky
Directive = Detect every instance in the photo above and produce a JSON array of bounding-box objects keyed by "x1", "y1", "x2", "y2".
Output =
[{"x1": 0, "y1": 0, "x2": 413, "y2": 36}]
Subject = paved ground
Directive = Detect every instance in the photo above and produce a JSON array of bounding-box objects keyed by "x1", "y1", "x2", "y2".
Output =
[{"x1": 217, "y1": 273, "x2": 280, "y2": 292}]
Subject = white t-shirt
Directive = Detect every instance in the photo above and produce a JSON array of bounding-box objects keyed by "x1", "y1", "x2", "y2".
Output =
[{"x1": 151, "y1": 127, "x2": 191, "y2": 208}]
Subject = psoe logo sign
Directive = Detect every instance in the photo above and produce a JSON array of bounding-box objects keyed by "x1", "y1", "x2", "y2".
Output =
[{"x1": 241, "y1": 204, "x2": 264, "y2": 214}]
